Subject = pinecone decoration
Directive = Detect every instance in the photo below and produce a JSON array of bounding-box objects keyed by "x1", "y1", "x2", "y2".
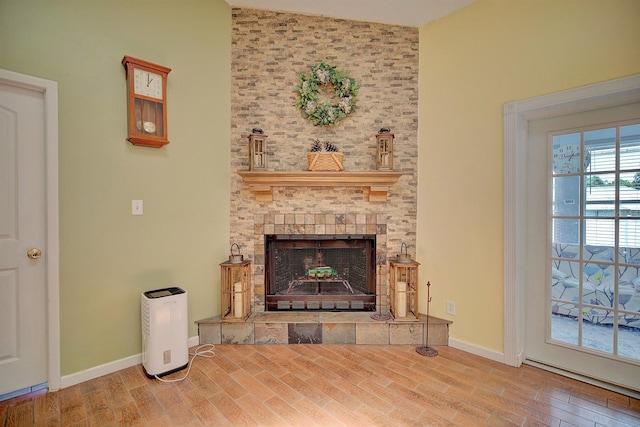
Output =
[
  {"x1": 310, "y1": 139, "x2": 323, "y2": 152},
  {"x1": 324, "y1": 141, "x2": 339, "y2": 152},
  {"x1": 310, "y1": 139, "x2": 340, "y2": 152}
]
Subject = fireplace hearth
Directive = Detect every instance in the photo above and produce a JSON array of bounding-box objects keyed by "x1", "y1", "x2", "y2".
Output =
[{"x1": 265, "y1": 234, "x2": 376, "y2": 311}]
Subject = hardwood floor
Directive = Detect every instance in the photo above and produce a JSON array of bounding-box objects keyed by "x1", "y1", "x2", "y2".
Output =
[{"x1": 1, "y1": 345, "x2": 639, "y2": 426}]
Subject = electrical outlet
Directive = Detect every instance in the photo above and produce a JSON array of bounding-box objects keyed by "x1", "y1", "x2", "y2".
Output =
[{"x1": 446, "y1": 301, "x2": 456, "y2": 315}]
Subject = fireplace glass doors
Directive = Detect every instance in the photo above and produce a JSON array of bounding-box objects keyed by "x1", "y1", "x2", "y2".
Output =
[{"x1": 265, "y1": 235, "x2": 376, "y2": 311}]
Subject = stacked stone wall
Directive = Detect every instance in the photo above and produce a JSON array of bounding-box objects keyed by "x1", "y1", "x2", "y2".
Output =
[{"x1": 230, "y1": 8, "x2": 419, "y2": 312}]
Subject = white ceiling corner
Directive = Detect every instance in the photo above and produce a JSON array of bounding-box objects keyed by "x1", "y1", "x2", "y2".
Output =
[{"x1": 224, "y1": 0, "x2": 477, "y2": 27}]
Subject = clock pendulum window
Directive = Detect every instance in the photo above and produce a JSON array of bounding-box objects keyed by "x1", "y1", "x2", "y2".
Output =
[{"x1": 122, "y1": 56, "x2": 171, "y2": 148}]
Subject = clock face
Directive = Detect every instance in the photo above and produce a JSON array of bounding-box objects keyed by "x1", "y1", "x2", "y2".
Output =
[
  {"x1": 143, "y1": 121, "x2": 156, "y2": 134},
  {"x1": 133, "y1": 68, "x2": 163, "y2": 100},
  {"x1": 553, "y1": 143, "x2": 591, "y2": 174}
]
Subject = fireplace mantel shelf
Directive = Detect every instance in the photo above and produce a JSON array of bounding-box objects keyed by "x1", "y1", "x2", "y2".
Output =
[{"x1": 238, "y1": 171, "x2": 403, "y2": 202}]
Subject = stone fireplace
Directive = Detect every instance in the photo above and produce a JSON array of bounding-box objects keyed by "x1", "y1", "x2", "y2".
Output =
[
  {"x1": 229, "y1": 9, "x2": 419, "y2": 317},
  {"x1": 199, "y1": 211, "x2": 454, "y2": 346},
  {"x1": 253, "y1": 213, "x2": 389, "y2": 313},
  {"x1": 197, "y1": 8, "x2": 452, "y2": 346}
]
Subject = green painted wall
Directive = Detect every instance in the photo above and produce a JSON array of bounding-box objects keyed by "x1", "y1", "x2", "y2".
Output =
[
  {"x1": 0, "y1": 0, "x2": 232, "y2": 375},
  {"x1": 417, "y1": 0, "x2": 640, "y2": 352}
]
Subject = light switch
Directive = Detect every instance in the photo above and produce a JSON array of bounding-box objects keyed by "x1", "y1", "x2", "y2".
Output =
[{"x1": 132, "y1": 200, "x2": 143, "y2": 215}]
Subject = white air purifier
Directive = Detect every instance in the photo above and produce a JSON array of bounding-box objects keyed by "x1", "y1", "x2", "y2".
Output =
[{"x1": 141, "y1": 287, "x2": 188, "y2": 378}]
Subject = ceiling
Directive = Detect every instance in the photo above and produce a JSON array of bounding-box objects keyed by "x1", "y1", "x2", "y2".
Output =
[{"x1": 224, "y1": 0, "x2": 477, "y2": 27}]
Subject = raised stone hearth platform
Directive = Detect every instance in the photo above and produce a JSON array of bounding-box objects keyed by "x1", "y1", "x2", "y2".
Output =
[{"x1": 196, "y1": 312, "x2": 450, "y2": 346}]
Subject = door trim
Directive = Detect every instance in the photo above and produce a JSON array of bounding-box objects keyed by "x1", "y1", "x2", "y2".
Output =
[
  {"x1": 503, "y1": 74, "x2": 640, "y2": 367},
  {"x1": 0, "y1": 69, "x2": 60, "y2": 391}
]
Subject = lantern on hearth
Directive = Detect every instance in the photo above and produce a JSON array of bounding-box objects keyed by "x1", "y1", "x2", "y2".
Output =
[
  {"x1": 220, "y1": 244, "x2": 252, "y2": 322},
  {"x1": 375, "y1": 128, "x2": 394, "y2": 170},
  {"x1": 389, "y1": 244, "x2": 419, "y2": 321},
  {"x1": 248, "y1": 128, "x2": 268, "y2": 170}
]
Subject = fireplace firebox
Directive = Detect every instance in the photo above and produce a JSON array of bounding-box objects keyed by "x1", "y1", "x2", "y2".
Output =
[{"x1": 265, "y1": 234, "x2": 376, "y2": 311}]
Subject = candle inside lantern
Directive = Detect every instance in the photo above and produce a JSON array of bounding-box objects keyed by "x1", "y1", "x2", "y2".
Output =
[
  {"x1": 254, "y1": 140, "x2": 263, "y2": 167},
  {"x1": 233, "y1": 282, "x2": 243, "y2": 317},
  {"x1": 397, "y1": 281, "x2": 407, "y2": 318}
]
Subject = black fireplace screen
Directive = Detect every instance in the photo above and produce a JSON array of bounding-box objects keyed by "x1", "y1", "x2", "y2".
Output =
[{"x1": 265, "y1": 235, "x2": 376, "y2": 311}]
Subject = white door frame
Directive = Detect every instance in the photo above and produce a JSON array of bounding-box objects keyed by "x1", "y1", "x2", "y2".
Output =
[
  {"x1": 0, "y1": 69, "x2": 60, "y2": 391},
  {"x1": 503, "y1": 74, "x2": 640, "y2": 367}
]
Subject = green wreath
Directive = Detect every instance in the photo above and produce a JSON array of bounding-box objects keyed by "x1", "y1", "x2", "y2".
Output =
[{"x1": 295, "y1": 62, "x2": 358, "y2": 126}]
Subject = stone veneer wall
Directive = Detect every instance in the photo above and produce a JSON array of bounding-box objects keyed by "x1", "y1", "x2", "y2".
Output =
[{"x1": 230, "y1": 9, "x2": 419, "y2": 313}]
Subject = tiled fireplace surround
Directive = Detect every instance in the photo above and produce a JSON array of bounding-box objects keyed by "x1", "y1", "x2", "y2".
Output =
[
  {"x1": 197, "y1": 210, "x2": 451, "y2": 346},
  {"x1": 252, "y1": 212, "x2": 390, "y2": 313}
]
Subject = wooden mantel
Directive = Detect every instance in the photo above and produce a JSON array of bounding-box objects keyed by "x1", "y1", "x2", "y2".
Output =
[{"x1": 237, "y1": 171, "x2": 403, "y2": 202}]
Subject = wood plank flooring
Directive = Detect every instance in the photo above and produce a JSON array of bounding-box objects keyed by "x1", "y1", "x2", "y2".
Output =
[{"x1": 1, "y1": 345, "x2": 639, "y2": 426}]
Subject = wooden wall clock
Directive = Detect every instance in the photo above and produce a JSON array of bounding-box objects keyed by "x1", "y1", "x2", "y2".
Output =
[{"x1": 122, "y1": 56, "x2": 171, "y2": 148}]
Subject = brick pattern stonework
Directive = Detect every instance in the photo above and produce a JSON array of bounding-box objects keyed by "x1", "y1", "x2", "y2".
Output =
[{"x1": 230, "y1": 9, "x2": 419, "y2": 313}]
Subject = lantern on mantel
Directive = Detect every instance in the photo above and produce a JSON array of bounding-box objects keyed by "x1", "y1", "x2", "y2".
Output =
[
  {"x1": 375, "y1": 127, "x2": 394, "y2": 170},
  {"x1": 389, "y1": 243, "x2": 419, "y2": 321},
  {"x1": 248, "y1": 128, "x2": 268, "y2": 170},
  {"x1": 220, "y1": 244, "x2": 252, "y2": 322}
]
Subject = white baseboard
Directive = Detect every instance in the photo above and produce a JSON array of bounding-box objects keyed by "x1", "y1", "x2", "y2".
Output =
[
  {"x1": 448, "y1": 337, "x2": 505, "y2": 364},
  {"x1": 60, "y1": 336, "x2": 200, "y2": 389},
  {"x1": 524, "y1": 359, "x2": 640, "y2": 399}
]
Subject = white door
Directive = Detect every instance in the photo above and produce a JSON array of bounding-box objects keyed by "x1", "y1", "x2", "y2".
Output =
[
  {"x1": 525, "y1": 103, "x2": 640, "y2": 394},
  {"x1": 0, "y1": 79, "x2": 48, "y2": 396}
]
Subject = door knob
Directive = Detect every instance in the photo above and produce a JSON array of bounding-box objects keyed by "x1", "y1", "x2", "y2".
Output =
[{"x1": 27, "y1": 248, "x2": 42, "y2": 259}]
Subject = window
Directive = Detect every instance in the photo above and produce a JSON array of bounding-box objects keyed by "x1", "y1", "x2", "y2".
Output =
[
  {"x1": 552, "y1": 123, "x2": 640, "y2": 246},
  {"x1": 550, "y1": 121, "x2": 640, "y2": 361}
]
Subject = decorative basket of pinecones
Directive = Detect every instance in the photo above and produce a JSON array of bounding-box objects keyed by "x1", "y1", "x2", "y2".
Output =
[{"x1": 307, "y1": 140, "x2": 344, "y2": 171}]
